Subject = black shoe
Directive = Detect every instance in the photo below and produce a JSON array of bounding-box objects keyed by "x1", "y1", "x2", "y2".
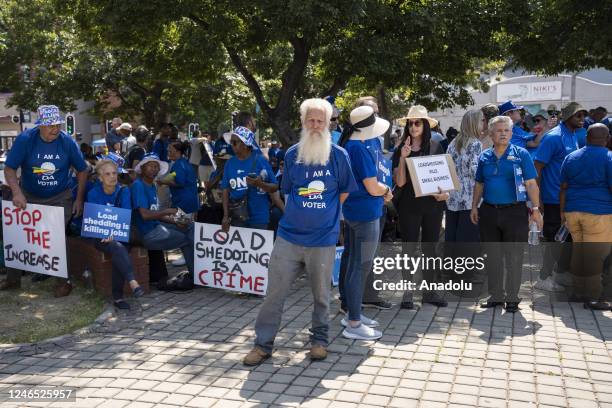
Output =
[
  {"x1": 584, "y1": 300, "x2": 611, "y2": 311},
  {"x1": 480, "y1": 300, "x2": 504, "y2": 308},
  {"x1": 113, "y1": 300, "x2": 131, "y2": 310},
  {"x1": 400, "y1": 301, "x2": 415, "y2": 310},
  {"x1": 505, "y1": 302, "x2": 520, "y2": 313},
  {"x1": 362, "y1": 300, "x2": 393, "y2": 310},
  {"x1": 422, "y1": 294, "x2": 448, "y2": 307},
  {"x1": 132, "y1": 286, "x2": 145, "y2": 298}
]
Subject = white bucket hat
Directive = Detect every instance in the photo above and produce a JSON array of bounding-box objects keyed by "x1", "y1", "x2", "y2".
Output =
[
  {"x1": 348, "y1": 106, "x2": 390, "y2": 141},
  {"x1": 398, "y1": 105, "x2": 438, "y2": 128}
]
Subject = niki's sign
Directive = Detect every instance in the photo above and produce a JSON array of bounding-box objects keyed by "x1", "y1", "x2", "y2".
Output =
[{"x1": 496, "y1": 81, "x2": 562, "y2": 102}]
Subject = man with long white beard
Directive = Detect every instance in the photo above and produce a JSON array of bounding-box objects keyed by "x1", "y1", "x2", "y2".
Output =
[{"x1": 243, "y1": 98, "x2": 357, "y2": 366}]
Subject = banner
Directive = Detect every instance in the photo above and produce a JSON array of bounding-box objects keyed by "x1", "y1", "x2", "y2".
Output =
[
  {"x1": 406, "y1": 154, "x2": 460, "y2": 197},
  {"x1": 194, "y1": 223, "x2": 273, "y2": 295},
  {"x1": 81, "y1": 202, "x2": 132, "y2": 243},
  {"x1": 2, "y1": 201, "x2": 68, "y2": 278}
]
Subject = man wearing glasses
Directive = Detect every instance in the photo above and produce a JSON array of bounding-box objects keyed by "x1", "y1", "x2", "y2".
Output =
[{"x1": 533, "y1": 102, "x2": 588, "y2": 294}]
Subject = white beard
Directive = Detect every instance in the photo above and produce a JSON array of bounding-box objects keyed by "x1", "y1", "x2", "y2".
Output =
[{"x1": 297, "y1": 128, "x2": 332, "y2": 166}]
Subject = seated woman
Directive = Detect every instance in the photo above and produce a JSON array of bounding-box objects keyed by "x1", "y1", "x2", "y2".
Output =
[
  {"x1": 221, "y1": 127, "x2": 278, "y2": 231},
  {"x1": 157, "y1": 140, "x2": 200, "y2": 216},
  {"x1": 131, "y1": 153, "x2": 194, "y2": 276},
  {"x1": 86, "y1": 158, "x2": 144, "y2": 310}
]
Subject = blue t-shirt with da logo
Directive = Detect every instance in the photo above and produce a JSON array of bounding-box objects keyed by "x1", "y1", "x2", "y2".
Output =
[
  {"x1": 342, "y1": 138, "x2": 384, "y2": 222},
  {"x1": 278, "y1": 144, "x2": 358, "y2": 247},
  {"x1": 221, "y1": 152, "x2": 276, "y2": 226},
  {"x1": 5, "y1": 127, "x2": 87, "y2": 198},
  {"x1": 131, "y1": 178, "x2": 160, "y2": 235}
]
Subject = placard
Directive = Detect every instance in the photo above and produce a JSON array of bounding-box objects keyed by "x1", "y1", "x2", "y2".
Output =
[
  {"x1": 193, "y1": 223, "x2": 273, "y2": 295},
  {"x1": 331, "y1": 246, "x2": 344, "y2": 286},
  {"x1": 378, "y1": 156, "x2": 392, "y2": 187},
  {"x1": 203, "y1": 141, "x2": 216, "y2": 170},
  {"x1": 81, "y1": 202, "x2": 132, "y2": 242},
  {"x1": 405, "y1": 154, "x2": 460, "y2": 197},
  {"x1": 2, "y1": 201, "x2": 68, "y2": 278}
]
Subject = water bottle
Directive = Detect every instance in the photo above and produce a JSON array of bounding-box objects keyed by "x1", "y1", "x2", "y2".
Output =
[
  {"x1": 554, "y1": 224, "x2": 569, "y2": 242},
  {"x1": 82, "y1": 268, "x2": 94, "y2": 292},
  {"x1": 528, "y1": 222, "x2": 540, "y2": 246}
]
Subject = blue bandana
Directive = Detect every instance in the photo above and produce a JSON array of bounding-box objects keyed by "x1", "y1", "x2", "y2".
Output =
[{"x1": 35, "y1": 105, "x2": 64, "y2": 126}]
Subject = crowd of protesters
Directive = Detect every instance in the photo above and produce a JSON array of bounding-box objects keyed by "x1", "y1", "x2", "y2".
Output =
[{"x1": 0, "y1": 97, "x2": 610, "y2": 363}]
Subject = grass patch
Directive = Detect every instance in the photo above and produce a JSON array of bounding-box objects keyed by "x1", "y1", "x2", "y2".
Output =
[{"x1": 0, "y1": 275, "x2": 105, "y2": 344}]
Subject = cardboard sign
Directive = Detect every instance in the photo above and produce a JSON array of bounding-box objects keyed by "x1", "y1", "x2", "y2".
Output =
[
  {"x1": 405, "y1": 154, "x2": 460, "y2": 197},
  {"x1": 331, "y1": 246, "x2": 344, "y2": 286},
  {"x1": 81, "y1": 202, "x2": 132, "y2": 242},
  {"x1": 204, "y1": 141, "x2": 216, "y2": 170},
  {"x1": 194, "y1": 223, "x2": 273, "y2": 295},
  {"x1": 2, "y1": 201, "x2": 68, "y2": 278}
]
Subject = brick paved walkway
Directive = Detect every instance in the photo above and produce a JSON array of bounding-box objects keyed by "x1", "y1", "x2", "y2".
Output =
[{"x1": 1, "y1": 260, "x2": 611, "y2": 407}]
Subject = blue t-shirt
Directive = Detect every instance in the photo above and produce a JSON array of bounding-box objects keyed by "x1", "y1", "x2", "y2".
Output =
[
  {"x1": 131, "y1": 179, "x2": 160, "y2": 235},
  {"x1": 6, "y1": 127, "x2": 87, "y2": 198},
  {"x1": 278, "y1": 144, "x2": 358, "y2": 247},
  {"x1": 221, "y1": 152, "x2": 276, "y2": 226},
  {"x1": 213, "y1": 138, "x2": 234, "y2": 156},
  {"x1": 152, "y1": 138, "x2": 169, "y2": 163},
  {"x1": 342, "y1": 139, "x2": 384, "y2": 222},
  {"x1": 105, "y1": 129, "x2": 123, "y2": 150},
  {"x1": 510, "y1": 125, "x2": 535, "y2": 149},
  {"x1": 534, "y1": 122, "x2": 587, "y2": 204},
  {"x1": 561, "y1": 145, "x2": 612, "y2": 215},
  {"x1": 475, "y1": 144, "x2": 537, "y2": 205},
  {"x1": 169, "y1": 157, "x2": 199, "y2": 214},
  {"x1": 86, "y1": 183, "x2": 131, "y2": 209}
]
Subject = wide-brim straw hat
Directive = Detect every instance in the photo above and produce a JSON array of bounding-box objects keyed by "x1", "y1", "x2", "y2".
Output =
[
  {"x1": 398, "y1": 105, "x2": 438, "y2": 128},
  {"x1": 348, "y1": 106, "x2": 390, "y2": 140}
]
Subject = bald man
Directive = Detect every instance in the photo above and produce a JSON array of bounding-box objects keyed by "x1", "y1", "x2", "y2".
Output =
[{"x1": 559, "y1": 124, "x2": 612, "y2": 310}]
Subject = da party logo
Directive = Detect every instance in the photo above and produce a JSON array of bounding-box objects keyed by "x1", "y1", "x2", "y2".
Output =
[
  {"x1": 298, "y1": 180, "x2": 325, "y2": 199},
  {"x1": 32, "y1": 162, "x2": 58, "y2": 175}
]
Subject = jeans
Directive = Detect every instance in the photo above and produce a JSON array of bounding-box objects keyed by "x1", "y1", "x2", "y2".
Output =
[
  {"x1": 478, "y1": 203, "x2": 528, "y2": 303},
  {"x1": 142, "y1": 223, "x2": 194, "y2": 274},
  {"x1": 339, "y1": 219, "x2": 380, "y2": 321},
  {"x1": 93, "y1": 240, "x2": 135, "y2": 300},
  {"x1": 445, "y1": 210, "x2": 480, "y2": 242},
  {"x1": 254, "y1": 237, "x2": 335, "y2": 354}
]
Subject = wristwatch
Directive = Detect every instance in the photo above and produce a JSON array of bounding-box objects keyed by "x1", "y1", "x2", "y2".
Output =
[
  {"x1": 383, "y1": 186, "x2": 390, "y2": 196},
  {"x1": 532, "y1": 206, "x2": 540, "y2": 211}
]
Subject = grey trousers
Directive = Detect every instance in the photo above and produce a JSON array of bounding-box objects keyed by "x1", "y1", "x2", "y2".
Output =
[{"x1": 254, "y1": 237, "x2": 335, "y2": 354}]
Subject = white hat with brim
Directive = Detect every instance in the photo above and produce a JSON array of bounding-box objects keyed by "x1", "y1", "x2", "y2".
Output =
[
  {"x1": 348, "y1": 106, "x2": 390, "y2": 141},
  {"x1": 398, "y1": 105, "x2": 438, "y2": 128},
  {"x1": 134, "y1": 153, "x2": 169, "y2": 175}
]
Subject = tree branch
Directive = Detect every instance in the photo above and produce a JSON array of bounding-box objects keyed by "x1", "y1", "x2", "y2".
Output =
[
  {"x1": 225, "y1": 45, "x2": 271, "y2": 114},
  {"x1": 276, "y1": 35, "x2": 310, "y2": 116},
  {"x1": 321, "y1": 77, "x2": 346, "y2": 98}
]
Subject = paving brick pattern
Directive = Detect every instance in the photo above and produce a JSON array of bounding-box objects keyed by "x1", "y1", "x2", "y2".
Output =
[{"x1": 1, "y1": 267, "x2": 611, "y2": 407}]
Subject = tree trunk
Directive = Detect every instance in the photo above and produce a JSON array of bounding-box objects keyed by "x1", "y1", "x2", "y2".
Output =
[{"x1": 376, "y1": 85, "x2": 392, "y2": 149}]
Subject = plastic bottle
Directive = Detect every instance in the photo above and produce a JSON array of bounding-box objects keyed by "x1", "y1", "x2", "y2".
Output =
[
  {"x1": 528, "y1": 222, "x2": 540, "y2": 246},
  {"x1": 82, "y1": 268, "x2": 94, "y2": 292},
  {"x1": 555, "y1": 224, "x2": 569, "y2": 242}
]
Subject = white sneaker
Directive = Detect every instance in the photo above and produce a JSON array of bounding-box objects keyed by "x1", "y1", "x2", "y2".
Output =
[
  {"x1": 171, "y1": 256, "x2": 186, "y2": 266},
  {"x1": 341, "y1": 315, "x2": 379, "y2": 328},
  {"x1": 534, "y1": 277, "x2": 564, "y2": 292},
  {"x1": 342, "y1": 324, "x2": 382, "y2": 340}
]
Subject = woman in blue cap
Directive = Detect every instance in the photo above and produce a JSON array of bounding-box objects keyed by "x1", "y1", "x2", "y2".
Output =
[
  {"x1": 221, "y1": 126, "x2": 278, "y2": 231},
  {"x1": 86, "y1": 158, "x2": 144, "y2": 309}
]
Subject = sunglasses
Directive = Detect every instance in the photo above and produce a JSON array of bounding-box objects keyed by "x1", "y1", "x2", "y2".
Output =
[
  {"x1": 331, "y1": 117, "x2": 338, "y2": 122},
  {"x1": 408, "y1": 120, "x2": 423, "y2": 127}
]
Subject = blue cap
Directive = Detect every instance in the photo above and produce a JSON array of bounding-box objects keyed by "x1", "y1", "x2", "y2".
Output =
[
  {"x1": 498, "y1": 100, "x2": 524, "y2": 115},
  {"x1": 103, "y1": 152, "x2": 128, "y2": 174}
]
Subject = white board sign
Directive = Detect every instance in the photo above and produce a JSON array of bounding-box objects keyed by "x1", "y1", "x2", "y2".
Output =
[
  {"x1": 406, "y1": 154, "x2": 460, "y2": 197},
  {"x1": 496, "y1": 81, "x2": 562, "y2": 102},
  {"x1": 2, "y1": 201, "x2": 68, "y2": 278},
  {"x1": 193, "y1": 223, "x2": 273, "y2": 295}
]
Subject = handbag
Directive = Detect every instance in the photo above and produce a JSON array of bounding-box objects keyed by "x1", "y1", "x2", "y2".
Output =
[{"x1": 228, "y1": 156, "x2": 258, "y2": 224}]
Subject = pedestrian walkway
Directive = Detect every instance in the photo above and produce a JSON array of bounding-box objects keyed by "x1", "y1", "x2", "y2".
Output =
[{"x1": 1, "y1": 274, "x2": 611, "y2": 407}]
